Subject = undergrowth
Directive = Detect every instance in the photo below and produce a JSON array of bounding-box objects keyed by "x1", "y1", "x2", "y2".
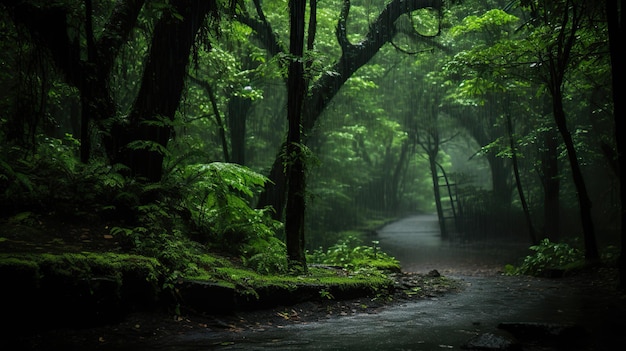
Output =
[
  {"x1": 307, "y1": 235, "x2": 401, "y2": 273},
  {"x1": 1, "y1": 134, "x2": 396, "y2": 300},
  {"x1": 504, "y1": 238, "x2": 620, "y2": 276}
]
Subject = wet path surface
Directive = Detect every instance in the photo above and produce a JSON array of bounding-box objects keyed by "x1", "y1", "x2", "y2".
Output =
[
  {"x1": 374, "y1": 214, "x2": 531, "y2": 275},
  {"x1": 142, "y1": 214, "x2": 624, "y2": 350},
  {"x1": 159, "y1": 276, "x2": 603, "y2": 351}
]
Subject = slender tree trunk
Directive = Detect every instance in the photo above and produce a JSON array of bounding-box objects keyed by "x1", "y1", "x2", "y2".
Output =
[
  {"x1": 390, "y1": 141, "x2": 410, "y2": 211},
  {"x1": 541, "y1": 93, "x2": 560, "y2": 241},
  {"x1": 506, "y1": 113, "x2": 537, "y2": 245},
  {"x1": 285, "y1": 0, "x2": 307, "y2": 271},
  {"x1": 79, "y1": 0, "x2": 95, "y2": 163},
  {"x1": 430, "y1": 154, "x2": 446, "y2": 239},
  {"x1": 228, "y1": 96, "x2": 251, "y2": 165},
  {"x1": 551, "y1": 85, "x2": 599, "y2": 261},
  {"x1": 201, "y1": 81, "x2": 231, "y2": 162},
  {"x1": 606, "y1": 0, "x2": 625, "y2": 289}
]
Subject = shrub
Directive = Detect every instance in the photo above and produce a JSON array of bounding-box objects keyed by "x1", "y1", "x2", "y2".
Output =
[
  {"x1": 505, "y1": 238, "x2": 584, "y2": 276},
  {"x1": 308, "y1": 236, "x2": 400, "y2": 272}
]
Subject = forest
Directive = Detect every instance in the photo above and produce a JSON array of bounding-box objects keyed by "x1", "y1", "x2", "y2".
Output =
[{"x1": 1, "y1": 0, "x2": 625, "y2": 336}]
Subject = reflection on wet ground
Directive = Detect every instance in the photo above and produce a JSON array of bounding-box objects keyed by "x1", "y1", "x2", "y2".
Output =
[{"x1": 376, "y1": 213, "x2": 532, "y2": 275}]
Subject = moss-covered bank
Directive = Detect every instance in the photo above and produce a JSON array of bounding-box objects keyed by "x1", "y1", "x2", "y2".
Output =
[{"x1": 0, "y1": 251, "x2": 400, "y2": 334}]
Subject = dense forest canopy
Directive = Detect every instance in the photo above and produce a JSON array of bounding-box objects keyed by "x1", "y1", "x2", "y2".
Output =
[{"x1": 0, "y1": 0, "x2": 623, "y2": 279}]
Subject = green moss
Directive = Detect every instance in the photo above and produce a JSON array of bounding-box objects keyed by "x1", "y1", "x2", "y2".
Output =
[
  {"x1": 0, "y1": 252, "x2": 162, "y2": 286},
  {"x1": 202, "y1": 264, "x2": 393, "y2": 299},
  {"x1": 1, "y1": 249, "x2": 393, "y2": 309}
]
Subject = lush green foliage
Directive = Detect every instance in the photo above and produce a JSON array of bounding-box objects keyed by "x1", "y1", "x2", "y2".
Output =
[
  {"x1": 505, "y1": 239, "x2": 584, "y2": 276},
  {"x1": 308, "y1": 236, "x2": 400, "y2": 272}
]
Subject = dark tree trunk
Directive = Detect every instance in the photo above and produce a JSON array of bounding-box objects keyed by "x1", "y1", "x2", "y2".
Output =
[
  {"x1": 541, "y1": 123, "x2": 560, "y2": 242},
  {"x1": 284, "y1": 0, "x2": 307, "y2": 271},
  {"x1": 79, "y1": 0, "x2": 95, "y2": 162},
  {"x1": 506, "y1": 113, "x2": 537, "y2": 245},
  {"x1": 188, "y1": 75, "x2": 231, "y2": 162},
  {"x1": 485, "y1": 153, "x2": 514, "y2": 209},
  {"x1": 228, "y1": 96, "x2": 252, "y2": 165},
  {"x1": 541, "y1": 0, "x2": 599, "y2": 262},
  {"x1": 606, "y1": 0, "x2": 625, "y2": 289},
  {"x1": 111, "y1": 0, "x2": 216, "y2": 181},
  {"x1": 551, "y1": 85, "x2": 599, "y2": 261},
  {"x1": 389, "y1": 141, "x2": 410, "y2": 211},
  {"x1": 430, "y1": 154, "x2": 446, "y2": 238},
  {"x1": 417, "y1": 129, "x2": 447, "y2": 239}
]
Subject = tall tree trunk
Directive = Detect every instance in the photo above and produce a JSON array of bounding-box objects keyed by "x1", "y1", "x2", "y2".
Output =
[
  {"x1": 418, "y1": 131, "x2": 447, "y2": 239},
  {"x1": 541, "y1": 122, "x2": 560, "y2": 242},
  {"x1": 228, "y1": 96, "x2": 251, "y2": 165},
  {"x1": 506, "y1": 113, "x2": 537, "y2": 245},
  {"x1": 79, "y1": 0, "x2": 95, "y2": 163},
  {"x1": 389, "y1": 141, "x2": 410, "y2": 211},
  {"x1": 551, "y1": 85, "x2": 599, "y2": 261},
  {"x1": 485, "y1": 153, "x2": 514, "y2": 209},
  {"x1": 538, "y1": 90, "x2": 560, "y2": 242},
  {"x1": 430, "y1": 154, "x2": 446, "y2": 238},
  {"x1": 285, "y1": 0, "x2": 307, "y2": 271},
  {"x1": 606, "y1": 0, "x2": 625, "y2": 289},
  {"x1": 112, "y1": 0, "x2": 216, "y2": 181}
]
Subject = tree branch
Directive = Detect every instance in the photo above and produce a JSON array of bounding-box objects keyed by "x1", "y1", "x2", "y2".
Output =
[
  {"x1": 303, "y1": 0, "x2": 443, "y2": 133},
  {"x1": 237, "y1": 2, "x2": 285, "y2": 57},
  {"x1": 336, "y1": 0, "x2": 354, "y2": 54}
]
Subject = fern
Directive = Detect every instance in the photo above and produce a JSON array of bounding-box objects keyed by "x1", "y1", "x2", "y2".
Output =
[
  {"x1": 126, "y1": 140, "x2": 169, "y2": 156},
  {"x1": 167, "y1": 162, "x2": 283, "y2": 256}
]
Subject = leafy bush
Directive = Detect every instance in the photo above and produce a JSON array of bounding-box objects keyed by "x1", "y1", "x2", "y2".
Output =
[
  {"x1": 308, "y1": 236, "x2": 400, "y2": 272},
  {"x1": 1, "y1": 135, "x2": 287, "y2": 276},
  {"x1": 171, "y1": 162, "x2": 283, "y2": 251},
  {"x1": 505, "y1": 238, "x2": 584, "y2": 276},
  {"x1": 242, "y1": 236, "x2": 288, "y2": 274}
]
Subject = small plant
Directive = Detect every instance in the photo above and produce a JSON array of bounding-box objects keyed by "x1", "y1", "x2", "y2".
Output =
[
  {"x1": 505, "y1": 238, "x2": 584, "y2": 276},
  {"x1": 242, "y1": 236, "x2": 288, "y2": 274},
  {"x1": 319, "y1": 289, "x2": 334, "y2": 300},
  {"x1": 307, "y1": 236, "x2": 400, "y2": 272}
]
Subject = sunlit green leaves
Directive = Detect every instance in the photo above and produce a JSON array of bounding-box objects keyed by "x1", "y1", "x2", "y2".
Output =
[{"x1": 449, "y1": 9, "x2": 519, "y2": 38}]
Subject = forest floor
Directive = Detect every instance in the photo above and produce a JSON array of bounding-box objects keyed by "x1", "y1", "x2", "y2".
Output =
[
  {"x1": 0, "y1": 211, "x2": 461, "y2": 349},
  {"x1": 2, "y1": 211, "x2": 624, "y2": 350}
]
